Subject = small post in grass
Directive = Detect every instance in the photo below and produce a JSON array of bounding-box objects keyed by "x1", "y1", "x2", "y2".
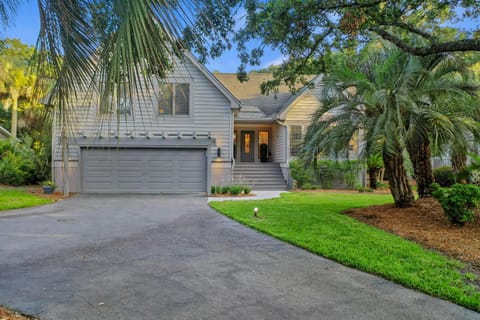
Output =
[{"x1": 253, "y1": 207, "x2": 258, "y2": 217}]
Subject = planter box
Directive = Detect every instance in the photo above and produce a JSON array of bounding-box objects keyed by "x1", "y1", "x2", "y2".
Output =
[{"x1": 42, "y1": 186, "x2": 55, "y2": 194}]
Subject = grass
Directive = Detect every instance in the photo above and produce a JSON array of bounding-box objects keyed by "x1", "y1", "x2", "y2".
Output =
[
  {"x1": 0, "y1": 188, "x2": 53, "y2": 211},
  {"x1": 210, "y1": 192, "x2": 480, "y2": 312}
]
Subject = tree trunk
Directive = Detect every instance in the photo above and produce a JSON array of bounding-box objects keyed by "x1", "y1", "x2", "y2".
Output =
[
  {"x1": 368, "y1": 166, "x2": 378, "y2": 189},
  {"x1": 407, "y1": 139, "x2": 433, "y2": 198},
  {"x1": 451, "y1": 149, "x2": 467, "y2": 175},
  {"x1": 383, "y1": 149, "x2": 415, "y2": 208},
  {"x1": 10, "y1": 93, "x2": 18, "y2": 139}
]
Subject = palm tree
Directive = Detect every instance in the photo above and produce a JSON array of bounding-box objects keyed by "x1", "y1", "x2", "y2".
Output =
[
  {"x1": 403, "y1": 54, "x2": 479, "y2": 197},
  {"x1": 304, "y1": 48, "x2": 419, "y2": 208},
  {"x1": 0, "y1": 39, "x2": 36, "y2": 138}
]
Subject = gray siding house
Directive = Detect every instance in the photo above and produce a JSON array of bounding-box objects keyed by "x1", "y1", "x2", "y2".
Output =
[{"x1": 53, "y1": 55, "x2": 339, "y2": 194}]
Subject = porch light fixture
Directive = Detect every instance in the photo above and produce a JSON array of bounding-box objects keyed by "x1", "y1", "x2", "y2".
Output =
[{"x1": 217, "y1": 147, "x2": 221, "y2": 157}]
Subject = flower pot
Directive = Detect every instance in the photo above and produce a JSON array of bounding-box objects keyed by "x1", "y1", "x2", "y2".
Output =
[{"x1": 42, "y1": 185, "x2": 55, "y2": 194}]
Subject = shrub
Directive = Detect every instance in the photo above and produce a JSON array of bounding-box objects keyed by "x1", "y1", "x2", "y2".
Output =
[
  {"x1": 221, "y1": 185, "x2": 230, "y2": 194},
  {"x1": 471, "y1": 170, "x2": 480, "y2": 186},
  {"x1": 433, "y1": 166, "x2": 455, "y2": 187},
  {"x1": 0, "y1": 150, "x2": 36, "y2": 186},
  {"x1": 302, "y1": 182, "x2": 314, "y2": 190},
  {"x1": 289, "y1": 160, "x2": 311, "y2": 189},
  {"x1": 357, "y1": 186, "x2": 374, "y2": 193},
  {"x1": 243, "y1": 185, "x2": 252, "y2": 194},
  {"x1": 211, "y1": 185, "x2": 217, "y2": 194},
  {"x1": 0, "y1": 135, "x2": 50, "y2": 186},
  {"x1": 432, "y1": 183, "x2": 480, "y2": 226},
  {"x1": 229, "y1": 184, "x2": 243, "y2": 195}
]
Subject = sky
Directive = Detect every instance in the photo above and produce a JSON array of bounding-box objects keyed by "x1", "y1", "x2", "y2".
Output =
[
  {"x1": 0, "y1": 0, "x2": 281, "y2": 73},
  {"x1": 1, "y1": 1, "x2": 476, "y2": 73}
]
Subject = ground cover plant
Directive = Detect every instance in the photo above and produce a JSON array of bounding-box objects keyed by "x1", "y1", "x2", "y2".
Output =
[
  {"x1": 0, "y1": 188, "x2": 52, "y2": 211},
  {"x1": 210, "y1": 192, "x2": 480, "y2": 311}
]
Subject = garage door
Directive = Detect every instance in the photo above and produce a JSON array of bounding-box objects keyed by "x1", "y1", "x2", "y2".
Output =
[{"x1": 81, "y1": 148, "x2": 207, "y2": 193}]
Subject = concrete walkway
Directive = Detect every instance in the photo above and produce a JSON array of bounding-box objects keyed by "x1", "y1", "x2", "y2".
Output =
[
  {"x1": 208, "y1": 190, "x2": 287, "y2": 202},
  {"x1": 0, "y1": 194, "x2": 478, "y2": 320}
]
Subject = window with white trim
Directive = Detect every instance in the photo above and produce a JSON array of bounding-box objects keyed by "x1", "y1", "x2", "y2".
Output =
[{"x1": 158, "y1": 83, "x2": 190, "y2": 116}]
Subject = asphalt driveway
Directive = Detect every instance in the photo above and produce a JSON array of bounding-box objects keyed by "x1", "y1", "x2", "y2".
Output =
[{"x1": 0, "y1": 194, "x2": 478, "y2": 320}]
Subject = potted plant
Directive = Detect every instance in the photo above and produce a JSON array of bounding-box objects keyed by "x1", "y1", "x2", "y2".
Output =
[{"x1": 42, "y1": 180, "x2": 56, "y2": 194}]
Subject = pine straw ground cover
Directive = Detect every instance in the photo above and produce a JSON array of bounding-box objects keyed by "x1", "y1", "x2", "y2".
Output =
[
  {"x1": 0, "y1": 306, "x2": 37, "y2": 320},
  {"x1": 344, "y1": 197, "x2": 480, "y2": 270}
]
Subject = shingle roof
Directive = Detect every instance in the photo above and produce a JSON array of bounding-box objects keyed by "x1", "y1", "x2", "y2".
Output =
[{"x1": 214, "y1": 73, "x2": 293, "y2": 117}]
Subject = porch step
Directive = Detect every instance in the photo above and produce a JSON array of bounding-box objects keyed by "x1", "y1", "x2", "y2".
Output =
[{"x1": 233, "y1": 162, "x2": 288, "y2": 191}]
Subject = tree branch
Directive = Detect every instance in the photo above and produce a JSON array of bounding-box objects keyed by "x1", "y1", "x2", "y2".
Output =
[
  {"x1": 373, "y1": 28, "x2": 480, "y2": 56},
  {"x1": 384, "y1": 21, "x2": 435, "y2": 40},
  {"x1": 314, "y1": 0, "x2": 383, "y2": 11}
]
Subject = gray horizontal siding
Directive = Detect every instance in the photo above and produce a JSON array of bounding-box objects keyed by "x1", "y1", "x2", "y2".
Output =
[{"x1": 53, "y1": 57, "x2": 233, "y2": 163}]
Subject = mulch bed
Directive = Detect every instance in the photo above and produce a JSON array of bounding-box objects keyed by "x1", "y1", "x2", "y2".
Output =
[
  {"x1": 344, "y1": 197, "x2": 480, "y2": 269},
  {"x1": 23, "y1": 185, "x2": 69, "y2": 202},
  {"x1": 0, "y1": 306, "x2": 37, "y2": 320}
]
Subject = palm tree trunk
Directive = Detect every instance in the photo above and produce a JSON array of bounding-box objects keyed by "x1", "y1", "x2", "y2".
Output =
[
  {"x1": 451, "y1": 149, "x2": 467, "y2": 176},
  {"x1": 407, "y1": 139, "x2": 433, "y2": 198},
  {"x1": 368, "y1": 166, "x2": 378, "y2": 189},
  {"x1": 10, "y1": 94, "x2": 18, "y2": 139},
  {"x1": 383, "y1": 149, "x2": 415, "y2": 208}
]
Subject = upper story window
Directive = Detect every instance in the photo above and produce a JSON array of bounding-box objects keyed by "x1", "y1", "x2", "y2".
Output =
[
  {"x1": 98, "y1": 86, "x2": 132, "y2": 115},
  {"x1": 289, "y1": 125, "x2": 303, "y2": 157},
  {"x1": 158, "y1": 83, "x2": 190, "y2": 116}
]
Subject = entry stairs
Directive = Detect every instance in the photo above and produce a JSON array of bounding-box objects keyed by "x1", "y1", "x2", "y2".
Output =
[{"x1": 233, "y1": 162, "x2": 288, "y2": 191}]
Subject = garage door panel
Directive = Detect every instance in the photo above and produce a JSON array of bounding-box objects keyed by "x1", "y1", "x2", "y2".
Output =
[{"x1": 82, "y1": 148, "x2": 206, "y2": 193}]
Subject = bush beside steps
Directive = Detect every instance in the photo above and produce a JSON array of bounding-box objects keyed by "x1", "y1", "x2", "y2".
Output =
[{"x1": 211, "y1": 185, "x2": 252, "y2": 196}]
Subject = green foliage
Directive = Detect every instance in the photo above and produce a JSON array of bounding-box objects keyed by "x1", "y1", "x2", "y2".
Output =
[
  {"x1": 432, "y1": 183, "x2": 480, "y2": 226},
  {"x1": 0, "y1": 188, "x2": 53, "y2": 211},
  {"x1": 229, "y1": 184, "x2": 244, "y2": 195},
  {"x1": 315, "y1": 160, "x2": 360, "y2": 189},
  {"x1": 211, "y1": 184, "x2": 252, "y2": 196},
  {"x1": 0, "y1": 151, "x2": 33, "y2": 185},
  {"x1": 289, "y1": 159, "x2": 311, "y2": 188},
  {"x1": 357, "y1": 186, "x2": 374, "y2": 193},
  {"x1": 42, "y1": 180, "x2": 56, "y2": 187},
  {"x1": 433, "y1": 166, "x2": 456, "y2": 187},
  {"x1": 301, "y1": 183, "x2": 314, "y2": 190},
  {"x1": 210, "y1": 192, "x2": 480, "y2": 311},
  {"x1": 221, "y1": 185, "x2": 230, "y2": 194},
  {"x1": 187, "y1": 0, "x2": 480, "y2": 97},
  {"x1": 0, "y1": 137, "x2": 50, "y2": 186}
]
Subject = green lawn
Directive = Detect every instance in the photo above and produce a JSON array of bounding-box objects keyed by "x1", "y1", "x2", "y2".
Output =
[
  {"x1": 0, "y1": 188, "x2": 53, "y2": 211},
  {"x1": 210, "y1": 192, "x2": 480, "y2": 311}
]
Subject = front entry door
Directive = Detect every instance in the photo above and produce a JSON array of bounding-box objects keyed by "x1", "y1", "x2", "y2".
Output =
[{"x1": 240, "y1": 131, "x2": 255, "y2": 162}]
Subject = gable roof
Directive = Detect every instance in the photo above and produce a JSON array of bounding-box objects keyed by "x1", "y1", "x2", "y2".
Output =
[
  {"x1": 0, "y1": 125, "x2": 11, "y2": 139},
  {"x1": 215, "y1": 73, "x2": 318, "y2": 121},
  {"x1": 277, "y1": 75, "x2": 323, "y2": 120},
  {"x1": 214, "y1": 73, "x2": 292, "y2": 116},
  {"x1": 183, "y1": 53, "x2": 241, "y2": 109}
]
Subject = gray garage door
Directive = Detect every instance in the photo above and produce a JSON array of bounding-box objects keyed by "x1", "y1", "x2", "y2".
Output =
[{"x1": 81, "y1": 148, "x2": 207, "y2": 193}]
